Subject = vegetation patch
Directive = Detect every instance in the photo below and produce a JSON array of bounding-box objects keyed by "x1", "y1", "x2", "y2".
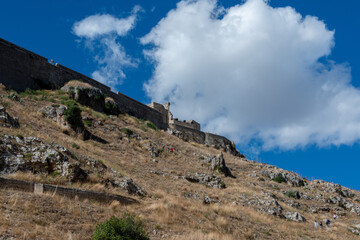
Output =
[
  {"x1": 92, "y1": 214, "x2": 149, "y2": 240},
  {"x1": 273, "y1": 175, "x2": 286, "y2": 183},
  {"x1": 104, "y1": 100, "x2": 118, "y2": 115},
  {"x1": 64, "y1": 100, "x2": 83, "y2": 128},
  {"x1": 71, "y1": 143, "x2": 80, "y2": 149},
  {"x1": 121, "y1": 128, "x2": 134, "y2": 137},
  {"x1": 284, "y1": 191, "x2": 296, "y2": 198},
  {"x1": 84, "y1": 120, "x2": 92, "y2": 127},
  {"x1": 146, "y1": 122, "x2": 157, "y2": 130}
]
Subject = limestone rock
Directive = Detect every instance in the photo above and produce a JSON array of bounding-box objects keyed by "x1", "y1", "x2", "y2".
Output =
[
  {"x1": 62, "y1": 84, "x2": 105, "y2": 112},
  {"x1": 113, "y1": 178, "x2": 147, "y2": 197},
  {"x1": 203, "y1": 195, "x2": 219, "y2": 204},
  {"x1": 209, "y1": 152, "x2": 234, "y2": 178},
  {"x1": 0, "y1": 106, "x2": 19, "y2": 128},
  {"x1": 185, "y1": 173, "x2": 226, "y2": 189},
  {"x1": 259, "y1": 199, "x2": 283, "y2": 216},
  {"x1": 262, "y1": 168, "x2": 307, "y2": 187},
  {"x1": 0, "y1": 135, "x2": 71, "y2": 176},
  {"x1": 284, "y1": 212, "x2": 306, "y2": 222},
  {"x1": 39, "y1": 104, "x2": 68, "y2": 126},
  {"x1": 351, "y1": 205, "x2": 360, "y2": 216},
  {"x1": 349, "y1": 224, "x2": 360, "y2": 236}
]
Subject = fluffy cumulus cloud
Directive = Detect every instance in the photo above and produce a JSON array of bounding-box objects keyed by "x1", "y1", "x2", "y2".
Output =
[
  {"x1": 73, "y1": 6, "x2": 142, "y2": 88},
  {"x1": 141, "y1": 0, "x2": 360, "y2": 150}
]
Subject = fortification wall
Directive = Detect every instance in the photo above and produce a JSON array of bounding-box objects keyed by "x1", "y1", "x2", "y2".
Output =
[
  {"x1": 169, "y1": 123, "x2": 206, "y2": 144},
  {"x1": 0, "y1": 38, "x2": 241, "y2": 154},
  {"x1": 0, "y1": 38, "x2": 165, "y2": 129},
  {"x1": 205, "y1": 132, "x2": 233, "y2": 149},
  {"x1": 0, "y1": 177, "x2": 138, "y2": 204},
  {"x1": 172, "y1": 119, "x2": 200, "y2": 131}
]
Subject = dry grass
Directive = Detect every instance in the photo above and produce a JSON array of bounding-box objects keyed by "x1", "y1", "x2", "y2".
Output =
[
  {"x1": 64, "y1": 80, "x2": 93, "y2": 88},
  {"x1": 1, "y1": 87, "x2": 360, "y2": 240}
]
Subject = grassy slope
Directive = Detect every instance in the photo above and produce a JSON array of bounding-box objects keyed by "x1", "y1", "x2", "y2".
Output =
[{"x1": 0, "y1": 87, "x2": 359, "y2": 240}]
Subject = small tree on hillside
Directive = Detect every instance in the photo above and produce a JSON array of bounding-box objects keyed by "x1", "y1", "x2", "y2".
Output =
[{"x1": 64, "y1": 100, "x2": 82, "y2": 128}]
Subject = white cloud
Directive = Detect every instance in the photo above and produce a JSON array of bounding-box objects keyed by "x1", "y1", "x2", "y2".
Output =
[
  {"x1": 141, "y1": 0, "x2": 360, "y2": 150},
  {"x1": 73, "y1": 6, "x2": 141, "y2": 88}
]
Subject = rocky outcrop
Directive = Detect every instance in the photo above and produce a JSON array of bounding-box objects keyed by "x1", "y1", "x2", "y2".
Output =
[
  {"x1": 111, "y1": 178, "x2": 147, "y2": 197},
  {"x1": 38, "y1": 104, "x2": 68, "y2": 127},
  {"x1": 104, "y1": 97, "x2": 120, "y2": 115},
  {"x1": 209, "y1": 152, "x2": 234, "y2": 178},
  {"x1": 284, "y1": 211, "x2": 306, "y2": 222},
  {"x1": 0, "y1": 106, "x2": 19, "y2": 128},
  {"x1": 61, "y1": 82, "x2": 120, "y2": 115},
  {"x1": 62, "y1": 84, "x2": 105, "y2": 113},
  {"x1": 0, "y1": 135, "x2": 72, "y2": 176},
  {"x1": 349, "y1": 224, "x2": 360, "y2": 236},
  {"x1": 262, "y1": 166, "x2": 307, "y2": 187},
  {"x1": 203, "y1": 195, "x2": 219, "y2": 204},
  {"x1": 185, "y1": 173, "x2": 226, "y2": 189}
]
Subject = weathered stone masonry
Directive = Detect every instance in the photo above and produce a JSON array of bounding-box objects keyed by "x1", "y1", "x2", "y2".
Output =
[
  {"x1": 0, "y1": 38, "x2": 242, "y2": 156},
  {"x1": 0, "y1": 38, "x2": 165, "y2": 129}
]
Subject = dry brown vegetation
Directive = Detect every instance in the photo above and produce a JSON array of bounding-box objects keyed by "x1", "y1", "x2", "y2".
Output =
[{"x1": 0, "y1": 87, "x2": 359, "y2": 239}]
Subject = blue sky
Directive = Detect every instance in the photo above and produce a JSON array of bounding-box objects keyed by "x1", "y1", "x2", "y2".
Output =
[{"x1": 1, "y1": 0, "x2": 360, "y2": 189}]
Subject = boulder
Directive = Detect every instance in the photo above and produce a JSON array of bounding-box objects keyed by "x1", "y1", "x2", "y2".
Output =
[
  {"x1": 284, "y1": 212, "x2": 306, "y2": 222},
  {"x1": 184, "y1": 173, "x2": 226, "y2": 189},
  {"x1": 210, "y1": 152, "x2": 234, "y2": 178},
  {"x1": 113, "y1": 178, "x2": 147, "y2": 197},
  {"x1": 203, "y1": 195, "x2": 219, "y2": 204},
  {"x1": 351, "y1": 205, "x2": 360, "y2": 216},
  {"x1": 261, "y1": 199, "x2": 283, "y2": 216},
  {"x1": 38, "y1": 104, "x2": 68, "y2": 126},
  {"x1": 0, "y1": 106, "x2": 19, "y2": 128},
  {"x1": 104, "y1": 97, "x2": 120, "y2": 115},
  {"x1": 62, "y1": 84, "x2": 105, "y2": 113}
]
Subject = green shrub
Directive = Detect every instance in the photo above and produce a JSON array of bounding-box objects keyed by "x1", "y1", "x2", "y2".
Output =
[
  {"x1": 50, "y1": 171, "x2": 61, "y2": 178},
  {"x1": 7, "y1": 93, "x2": 21, "y2": 102},
  {"x1": 273, "y1": 175, "x2": 286, "y2": 183},
  {"x1": 121, "y1": 128, "x2": 133, "y2": 137},
  {"x1": 92, "y1": 215, "x2": 149, "y2": 240},
  {"x1": 71, "y1": 143, "x2": 80, "y2": 149},
  {"x1": 105, "y1": 101, "x2": 118, "y2": 115},
  {"x1": 146, "y1": 122, "x2": 157, "y2": 130},
  {"x1": 335, "y1": 188, "x2": 345, "y2": 197},
  {"x1": 258, "y1": 177, "x2": 265, "y2": 182},
  {"x1": 64, "y1": 100, "x2": 82, "y2": 128},
  {"x1": 216, "y1": 166, "x2": 224, "y2": 173},
  {"x1": 84, "y1": 120, "x2": 92, "y2": 127},
  {"x1": 284, "y1": 191, "x2": 296, "y2": 198},
  {"x1": 298, "y1": 181, "x2": 305, "y2": 187}
]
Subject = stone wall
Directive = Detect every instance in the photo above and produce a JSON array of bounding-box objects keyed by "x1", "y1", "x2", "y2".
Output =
[
  {"x1": 0, "y1": 38, "x2": 241, "y2": 155},
  {"x1": 0, "y1": 177, "x2": 138, "y2": 204},
  {"x1": 0, "y1": 38, "x2": 165, "y2": 129},
  {"x1": 169, "y1": 123, "x2": 206, "y2": 144},
  {"x1": 205, "y1": 132, "x2": 233, "y2": 149},
  {"x1": 172, "y1": 119, "x2": 200, "y2": 131}
]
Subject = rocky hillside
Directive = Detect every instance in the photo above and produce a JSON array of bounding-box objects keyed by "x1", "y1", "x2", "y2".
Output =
[{"x1": 0, "y1": 83, "x2": 360, "y2": 240}]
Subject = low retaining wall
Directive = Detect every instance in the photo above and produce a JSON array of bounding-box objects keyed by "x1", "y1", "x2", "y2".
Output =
[{"x1": 0, "y1": 177, "x2": 138, "y2": 205}]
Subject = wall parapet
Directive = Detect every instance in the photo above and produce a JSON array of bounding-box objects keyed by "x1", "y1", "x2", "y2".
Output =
[{"x1": 0, "y1": 177, "x2": 138, "y2": 205}]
